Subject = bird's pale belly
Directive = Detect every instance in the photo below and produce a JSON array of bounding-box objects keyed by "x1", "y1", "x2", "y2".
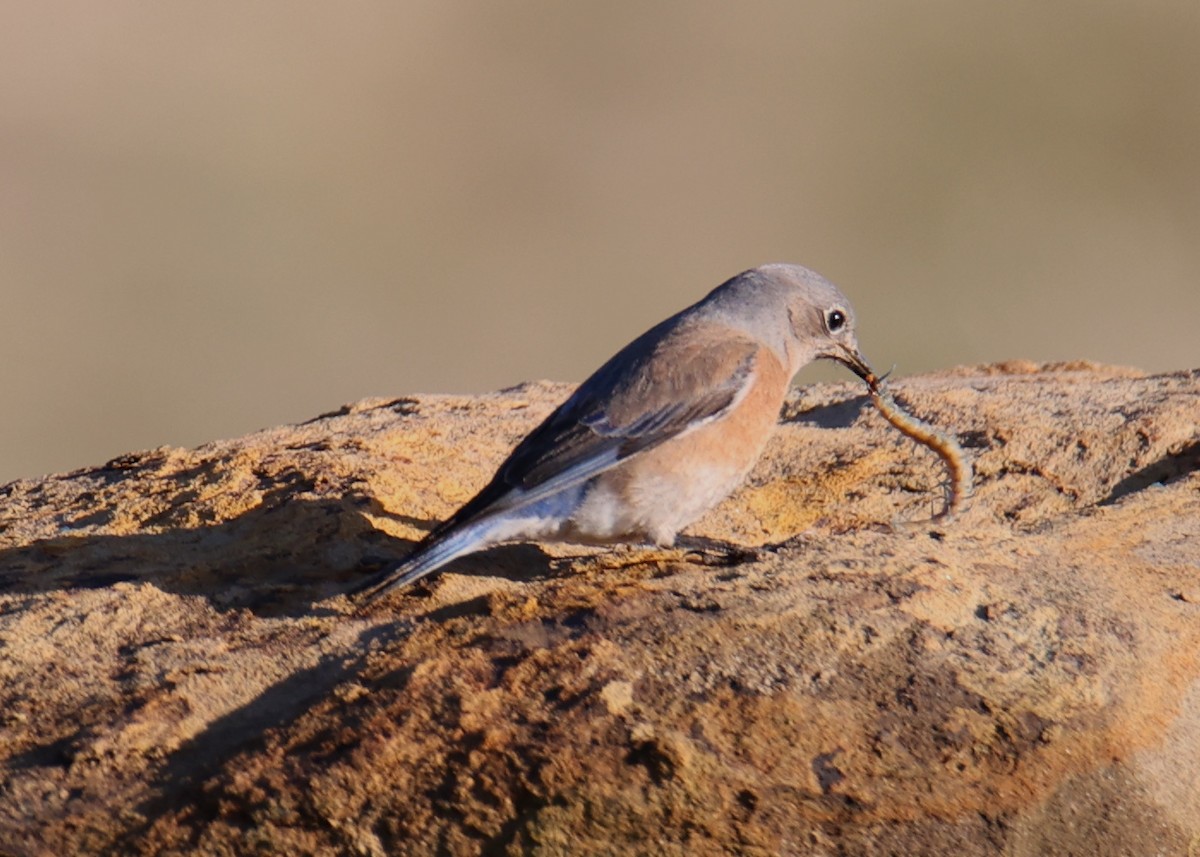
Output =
[
  {"x1": 565, "y1": 457, "x2": 755, "y2": 545},
  {"x1": 565, "y1": 383, "x2": 783, "y2": 545}
]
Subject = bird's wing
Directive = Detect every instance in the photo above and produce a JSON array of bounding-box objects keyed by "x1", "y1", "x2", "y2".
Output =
[{"x1": 424, "y1": 329, "x2": 763, "y2": 539}]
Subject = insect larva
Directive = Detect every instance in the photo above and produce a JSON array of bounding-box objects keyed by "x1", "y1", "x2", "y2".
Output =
[{"x1": 867, "y1": 380, "x2": 973, "y2": 524}]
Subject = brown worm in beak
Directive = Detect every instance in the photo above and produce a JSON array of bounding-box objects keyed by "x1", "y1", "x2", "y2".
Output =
[{"x1": 864, "y1": 375, "x2": 973, "y2": 524}]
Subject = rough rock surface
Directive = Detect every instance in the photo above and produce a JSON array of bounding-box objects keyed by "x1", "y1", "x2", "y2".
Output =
[{"x1": 1, "y1": 362, "x2": 1199, "y2": 856}]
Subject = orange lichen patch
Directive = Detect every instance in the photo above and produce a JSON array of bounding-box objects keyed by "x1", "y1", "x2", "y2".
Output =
[{"x1": 729, "y1": 446, "x2": 894, "y2": 539}]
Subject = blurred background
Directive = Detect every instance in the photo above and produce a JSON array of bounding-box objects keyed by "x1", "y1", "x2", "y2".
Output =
[{"x1": 2, "y1": 1, "x2": 1198, "y2": 484}]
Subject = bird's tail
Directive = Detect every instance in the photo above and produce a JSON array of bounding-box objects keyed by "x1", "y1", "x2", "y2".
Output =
[{"x1": 352, "y1": 520, "x2": 491, "y2": 604}]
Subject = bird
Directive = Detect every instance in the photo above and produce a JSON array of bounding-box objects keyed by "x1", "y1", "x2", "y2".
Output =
[{"x1": 355, "y1": 263, "x2": 874, "y2": 602}]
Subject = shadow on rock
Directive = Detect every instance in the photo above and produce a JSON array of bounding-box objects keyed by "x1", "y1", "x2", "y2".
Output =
[
  {"x1": 0, "y1": 486, "x2": 420, "y2": 616},
  {"x1": 782, "y1": 392, "x2": 871, "y2": 429},
  {"x1": 1099, "y1": 439, "x2": 1200, "y2": 506}
]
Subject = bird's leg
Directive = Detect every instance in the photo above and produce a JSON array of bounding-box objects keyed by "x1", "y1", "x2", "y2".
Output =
[
  {"x1": 673, "y1": 535, "x2": 764, "y2": 566},
  {"x1": 563, "y1": 536, "x2": 763, "y2": 574}
]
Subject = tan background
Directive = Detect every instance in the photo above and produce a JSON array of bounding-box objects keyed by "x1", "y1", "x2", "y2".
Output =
[{"x1": 2, "y1": 1, "x2": 1197, "y2": 485}]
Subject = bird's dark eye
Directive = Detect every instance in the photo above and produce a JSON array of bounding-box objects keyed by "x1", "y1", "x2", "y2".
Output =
[{"x1": 826, "y1": 309, "x2": 846, "y2": 332}]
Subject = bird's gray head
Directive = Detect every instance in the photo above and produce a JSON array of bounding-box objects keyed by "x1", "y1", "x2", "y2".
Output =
[{"x1": 701, "y1": 263, "x2": 875, "y2": 382}]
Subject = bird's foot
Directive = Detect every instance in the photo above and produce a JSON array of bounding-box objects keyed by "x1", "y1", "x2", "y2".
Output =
[
  {"x1": 673, "y1": 536, "x2": 765, "y2": 566},
  {"x1": 562, "y1": 538, "x2": 763, "y2": 574}
]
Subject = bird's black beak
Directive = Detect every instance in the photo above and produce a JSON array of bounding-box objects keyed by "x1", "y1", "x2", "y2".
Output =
[{"x1": 829, "y1": 344, "x2": 878, "y2": 390}]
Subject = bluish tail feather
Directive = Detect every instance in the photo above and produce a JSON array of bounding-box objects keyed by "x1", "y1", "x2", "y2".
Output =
[
  {"x1": 353, "y1": 489, "x2": 583, "y2": 605},
  {"x1": 353, "y1": 523, "x2": 487, "y2": 603}
]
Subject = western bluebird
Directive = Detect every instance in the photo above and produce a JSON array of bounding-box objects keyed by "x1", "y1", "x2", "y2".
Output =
[{"x1": 356, "y1": 263, "x2": 874, "y2": 602}]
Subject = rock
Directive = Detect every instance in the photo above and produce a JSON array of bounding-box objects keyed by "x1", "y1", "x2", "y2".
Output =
[{"x1": 1, "y1": 363, "x2": 1198, "y2": 856}]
